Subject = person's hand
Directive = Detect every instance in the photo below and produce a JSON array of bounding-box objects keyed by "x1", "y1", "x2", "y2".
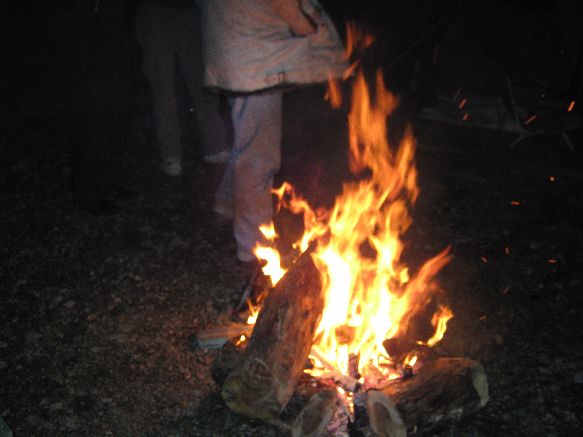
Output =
[
  {"x1": 268, "y1": 0, "x2": 320, "y2": 37},
  {"x1": 288, "y1": 5, "x2": 319, "y2": 36}
]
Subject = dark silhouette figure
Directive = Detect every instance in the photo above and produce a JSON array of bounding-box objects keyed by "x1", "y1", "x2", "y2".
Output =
[{"x1": 68, "y1": 0, "x2": 136, "y2": 215}]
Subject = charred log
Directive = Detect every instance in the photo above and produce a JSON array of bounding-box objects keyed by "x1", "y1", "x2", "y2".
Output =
[
  {"x1": 382, "y1": 338, "x2": 428, "y2": 364},
  {"x1": 366, "y1": 357, "x2": 488, "y2": 436},
  {"x1": 291, "y1": 388, "x2": 339, "y2": 437},
  {"x1": 266, "y1": 374, "x2": 349, "y2": 436}
]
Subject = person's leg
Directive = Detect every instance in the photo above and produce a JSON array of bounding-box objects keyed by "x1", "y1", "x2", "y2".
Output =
[
  {"x1": 224, "y1": 93, "x2": 282, "y2": 262},
  {"x1": 135, "y1": 6, "x2": 182, "y2": 174},
  {"x1": 176, "y1": 6, "x2": 231, "y2": 163}
]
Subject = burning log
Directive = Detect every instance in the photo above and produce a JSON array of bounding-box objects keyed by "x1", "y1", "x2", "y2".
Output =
[
  {"x1": 291, "y1": 388, "x2": 340, "y2": 437},
  {"x1": 366, "y1": 357, "x2": 488, "y2": 436},
  {"x1": 213, "y1": 345, "x2": 345, "y2": 435},
  {"x1": 382, "y1": 338, "x2": 428, "y2": 364},
  {"x1": 310, "y1": 347, "x2": 360, "y2": 392},
  {"x1": 256, "y1": 375, "x2": 350, "y2": 436},
  {"x1": 221, "y1": 251, "x2": 324, "y2": 420}
]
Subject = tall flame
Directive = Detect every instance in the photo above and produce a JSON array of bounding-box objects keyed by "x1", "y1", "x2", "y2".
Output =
[
  {"x1": 307, "y1": 69, "x2": 451, "y2": 376},
  {"x1": 253, "y1": 30, "x2": 452, "y2": 379}
]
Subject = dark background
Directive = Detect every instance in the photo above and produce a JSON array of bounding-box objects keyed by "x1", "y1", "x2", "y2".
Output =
[{"x1": 1, "y1": 1, "x2": 583, "y2": 436}]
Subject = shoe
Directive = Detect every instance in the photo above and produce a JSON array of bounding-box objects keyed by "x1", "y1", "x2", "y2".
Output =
[
  {"x1": 110, "y1": 185, "x2": 137, "y2": 201},
  {"x1": 161, "y1": 157, "x2": 182, "y2": 177},
  {"x1": 204, "y1": 150, "x2": 230, "y2": 164},
  {"x1": 213, "y1": 199, "x2": 233, "y2": 221}
]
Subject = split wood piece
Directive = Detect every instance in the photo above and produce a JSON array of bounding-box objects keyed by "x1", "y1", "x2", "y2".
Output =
[
  {"x1": 366, "y1": 390, "x2": 406, "y2": 437},
  {"x1": 291, "y1": 388, "x2": 341, "y2": 437},
  {"x1": 366, "y1": 357, "x2": 489, "y2": 437},
  {"x1": 195, "y1": 323, "x2": 253, "y2": 350},
  {"x1": 215, "y1": 356, "x2": 349, "y2": 437},
  {"x1": 266, "y1": 374, "x2": 349, "y2": 436},
  {"x1": 221, "y1": 251, "x2": 324, "y2": 421},
  {"x1": 213, "y1": 347, "x2": 333, "y2": 435}
]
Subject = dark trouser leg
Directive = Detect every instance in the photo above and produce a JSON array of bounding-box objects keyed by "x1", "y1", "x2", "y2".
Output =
[
  {"x1": 135, "y1": 6, "x2": 182, "y2": 163},
  {"x1": 176, "y1": 6, "x2": 231, "y2": 161}
]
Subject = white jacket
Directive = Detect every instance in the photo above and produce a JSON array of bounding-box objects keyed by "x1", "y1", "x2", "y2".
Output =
[{"x1": 198, "y1": 0, "x2": 347, "y2": 93}]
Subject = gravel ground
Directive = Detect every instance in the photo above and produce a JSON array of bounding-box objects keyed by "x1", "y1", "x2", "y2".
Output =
[{"x1": 2, "y1": 82, "x2": 583, "y2": 436}]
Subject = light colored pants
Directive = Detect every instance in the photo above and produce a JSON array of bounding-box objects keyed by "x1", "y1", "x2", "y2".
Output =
[
  {"x1": 135, "y1": 5, "x2": 229, "y2": 161},
  {"x1": 215, "y1": 93, "x2": 282, "y2": 262}
]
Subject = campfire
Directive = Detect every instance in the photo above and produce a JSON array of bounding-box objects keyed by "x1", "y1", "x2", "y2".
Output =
[{"x1": 198, "y1": 29, "x2": 489, "y2": 437}]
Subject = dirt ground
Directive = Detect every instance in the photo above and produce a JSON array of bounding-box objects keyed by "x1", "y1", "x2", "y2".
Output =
[{"x1": 2, "y1": 77, "x2": 583, "y2": 436}]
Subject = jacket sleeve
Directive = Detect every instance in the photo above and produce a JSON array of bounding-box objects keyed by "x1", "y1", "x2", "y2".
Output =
[{"x1": 264, "y1": 0, "x2": 318, "y2": 36}]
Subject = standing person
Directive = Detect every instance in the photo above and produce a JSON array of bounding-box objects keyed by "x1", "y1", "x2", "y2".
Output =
[
  {"x1": 198, "y1": 0, "x2": 347, "y2": 264},
  {"x1": 68, "y1": 0, "x2": 136, "y2": 215},
  {"x1": 135, "y1": 0, "x2": 231, "y2": 177}
]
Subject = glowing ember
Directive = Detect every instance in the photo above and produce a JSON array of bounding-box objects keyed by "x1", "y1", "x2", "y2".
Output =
[
  {"x1": 251, "y1": 29, "x2": 453, "y2": 384},
  {"x1": 245, "y1": 301, "x2": 259, "y2": 325},
  {"x1": 405, "y1": 354, "x2": 418, "y2": 367},
  {"x1": 524, "y1": 114, "x2": 537, "y2": 125}
]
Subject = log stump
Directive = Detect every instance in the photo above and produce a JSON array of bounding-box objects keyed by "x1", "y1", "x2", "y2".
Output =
[
  {"x1": 221, "y1": 251, "x2": 324, "y2": 420},
  {"x1": 366, "y1": 357, "x2": 489, "y2": 436}
]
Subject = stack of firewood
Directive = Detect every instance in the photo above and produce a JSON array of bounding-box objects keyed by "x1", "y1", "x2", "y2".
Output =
[{"x1": 203, "y1": 252, "x2": 489, "y2": 436}]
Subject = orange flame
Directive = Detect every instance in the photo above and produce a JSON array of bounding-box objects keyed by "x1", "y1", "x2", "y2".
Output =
[
  {"x1": 345, "y1": 22, "x2": 374, "y2": 60},
  {"x1": 253, "y1": 31, "x2": 451, "y2": 381},
  {"x1": 245, "y1": 301, "x2": 259, "y2": 325},
  {"x1": 325, "y1": 21, "x2": 374, "y2": 108},
  {"x1": 253, "y1": 222, "x2": 287, "y2": 285},
  {"x1": 326, "y1": 74, "x2": 343, "y2": 109},
  {"x1": 425, "y1": 305, "x2": 453, "y2": 347},
  {"x1": 316, "y1": 69, "x2": 451, "y2": 377},
  {"x1": 404, "y1": 353, "x2": 418, "y2": 367}
]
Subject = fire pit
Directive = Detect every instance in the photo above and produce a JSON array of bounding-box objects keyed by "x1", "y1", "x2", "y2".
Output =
[
  {"x1": 200, "y1": 33, "x2": 489, "y2": 435},
  {"x1": 211, "y1": 251, "x2": 488, "y2": 436}
]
